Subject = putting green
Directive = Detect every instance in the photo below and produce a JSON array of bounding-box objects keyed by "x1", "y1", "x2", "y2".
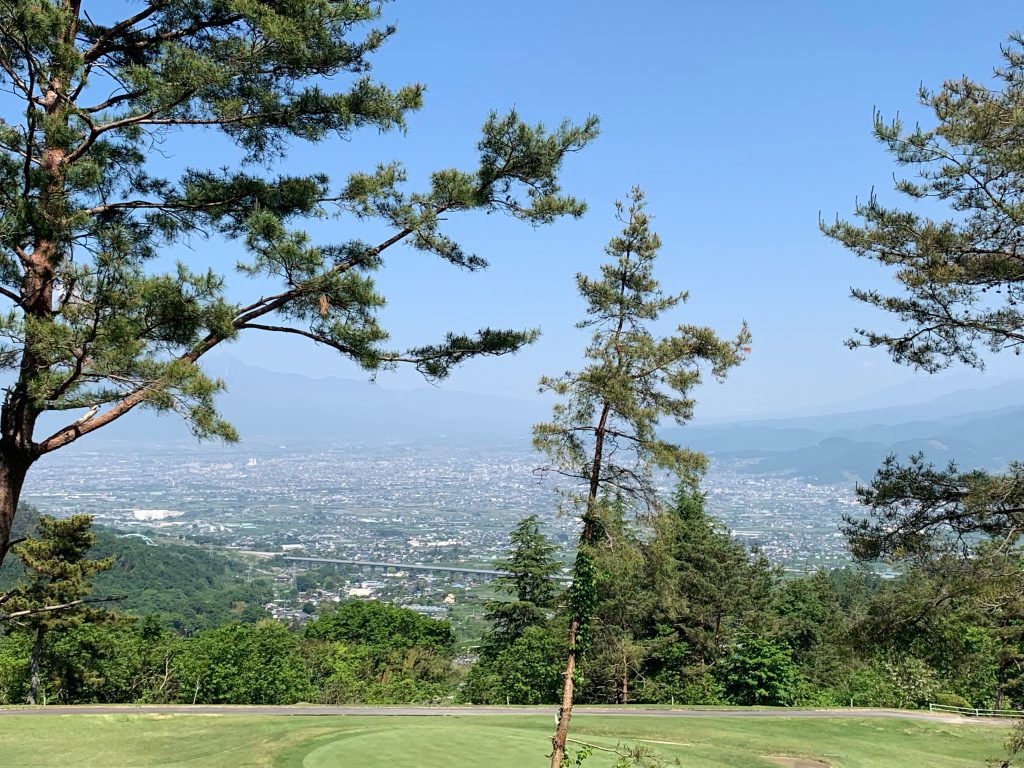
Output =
[
  {"x1": 273, "y1": 716, "x2": 1005, "y2": 768},
  {"x1": 281, "y1": 723, "x2": 559, "y2": 768}
]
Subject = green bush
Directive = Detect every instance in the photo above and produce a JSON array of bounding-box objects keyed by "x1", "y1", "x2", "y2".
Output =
[
  {"x1": 678, "y1": 673, "x2": 728, "y2": 705},
  {"x1": 931, "y1": 692, "x2": 972, "y2": 709},
  {"x1": 721, "y1": 637, "x2": 803, "y2": 706}
]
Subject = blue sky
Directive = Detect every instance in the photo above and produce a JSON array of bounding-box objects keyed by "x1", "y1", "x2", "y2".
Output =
[{"x1": 191, "y1": 1, "x2": 1024, "y2": 421}]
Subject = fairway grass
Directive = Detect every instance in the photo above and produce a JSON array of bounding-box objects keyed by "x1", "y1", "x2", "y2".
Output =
[{"x1": 0, "y1": 713, "x2": 1008, "y2": 767}]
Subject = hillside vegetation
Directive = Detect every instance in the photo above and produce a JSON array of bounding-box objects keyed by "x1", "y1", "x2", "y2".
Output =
[{"x1": 0, "y1": 510, "x2": 272, "y2": 633}]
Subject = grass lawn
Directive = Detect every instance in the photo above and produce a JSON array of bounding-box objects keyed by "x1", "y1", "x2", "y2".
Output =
[{"x1": 0, "y1": 713, "x2": 1009, "y2": 767}]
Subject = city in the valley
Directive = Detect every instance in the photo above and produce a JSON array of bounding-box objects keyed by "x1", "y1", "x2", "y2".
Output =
[{"x1": 25, "y1": 440, "x2": 862, "y2": 623}]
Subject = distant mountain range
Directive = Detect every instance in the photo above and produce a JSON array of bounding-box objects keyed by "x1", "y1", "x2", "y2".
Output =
[
  {"x1": 43, "y1": 355, "x2": 1024, "y2": 483},
  {"x1": 673, "y1": 381, "x2": 1024, "y2": 482},
  {"x1": 52, "y1": 354, "x2": 549, "y2": 446}
]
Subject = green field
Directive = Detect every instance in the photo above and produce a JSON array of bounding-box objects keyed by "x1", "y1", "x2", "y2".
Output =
[{"x1": 0, "y1": 713, "x2": 1008, "y2": 767}]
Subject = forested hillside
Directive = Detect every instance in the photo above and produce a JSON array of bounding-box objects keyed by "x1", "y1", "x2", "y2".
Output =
[{"x1": 0, "y1": 510, "x2": 272, "y2": 633}]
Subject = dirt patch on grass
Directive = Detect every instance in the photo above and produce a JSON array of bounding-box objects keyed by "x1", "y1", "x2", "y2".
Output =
[{"x1": 764, "y1": 757, "x2": 831, "y2": 768}]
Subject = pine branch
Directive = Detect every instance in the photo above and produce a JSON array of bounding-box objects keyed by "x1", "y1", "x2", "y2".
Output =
[{"x1": 0, "y1": 594, "x2": 125, "y2": 622}]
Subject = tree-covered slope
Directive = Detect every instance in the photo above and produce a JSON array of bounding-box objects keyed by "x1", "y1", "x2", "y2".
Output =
[{"x1": 1, "y1": 514, "x2": 272, "y2": 634}]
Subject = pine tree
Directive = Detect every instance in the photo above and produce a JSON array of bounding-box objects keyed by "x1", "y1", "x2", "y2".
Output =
[
  {"x1": 0, "y1": 1, "x2": 598, "y2": 566},
  {"x1": 823, "y1": 34, "x2": 1024, "y2": 373},
  {"x1": 0, "y1": 515, "x2": 115, "y2": 704},
  {"x1": 823, "y1": 34, "x2": 1024, "y2": 556},
  {"x1": 464, "y1": 515, "x2": 564, "y2": 705},
  {"x1": 647, "y1": 482, "x2": 775, "y2": 685},
  {"x1": 482, "y1": 514, "x2": 562, "y2": 657},
  {"x1": 581, "y1": 496, "x2": 651, "y2": 705},
  {"x1": 534, "y1": 188, "x2": 748, "y2": 767}
]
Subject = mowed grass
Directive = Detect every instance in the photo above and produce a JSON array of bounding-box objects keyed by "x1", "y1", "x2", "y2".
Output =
[{"x1": 0, "y1": 712, "x2": 1009, "y2": 768}]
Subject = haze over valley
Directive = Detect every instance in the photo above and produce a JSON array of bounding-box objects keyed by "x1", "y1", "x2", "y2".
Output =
[{"x1": 26, "y1": 357, "x2": 1024, "y2": 573}]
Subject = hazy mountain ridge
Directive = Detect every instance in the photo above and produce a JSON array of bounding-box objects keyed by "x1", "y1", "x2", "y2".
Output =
[
  {"x1": 54, "y1": 355, "x2": 549, "y2": 446},
  {"x1": 679, "y1": 397, "x2": 1024, "y2": 483},
  {"x1": 50, "y1": 355, "x2": 1024, "y2": 482}
]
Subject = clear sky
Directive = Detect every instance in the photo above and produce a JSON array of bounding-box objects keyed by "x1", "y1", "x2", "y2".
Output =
[{"x1": 186, "y1": 1, "x2": 1024, "y2": 421}]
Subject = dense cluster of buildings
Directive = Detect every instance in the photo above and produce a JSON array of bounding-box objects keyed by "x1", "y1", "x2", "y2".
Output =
[{"x1": 24, "y1": 441, "x2": 859, "y2": 579}]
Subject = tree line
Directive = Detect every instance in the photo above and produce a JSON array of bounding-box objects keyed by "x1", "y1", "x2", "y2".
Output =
[
  {"x1": 466, "y1": 502, "x2": 1020, "y2": 713},
  {"x1": 0, "y1": 583, "x2": 458, "y2": 706},
  {"x1": 0, "y1": 504, "x2": 1018, "y2": 713}
]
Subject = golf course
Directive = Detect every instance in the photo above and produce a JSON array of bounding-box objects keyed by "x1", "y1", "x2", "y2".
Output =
[{"x1": 0, "y1": 709, "x2": 1009, "y2": 767}]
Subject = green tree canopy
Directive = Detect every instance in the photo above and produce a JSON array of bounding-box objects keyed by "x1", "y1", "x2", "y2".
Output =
[
  {"x1": 646, "y1": 482, "x2": 775, "y2": 683},
  {"x1": 1, "y1": 514, "x2": 115, "y2": 703},
  {"x1": 174, "y1": 620, "x2": 314, "y2": 705},
  {"x1": 2, "y1": 515, "x2": 113, "y2": 617},
  {"x1": 305, "y1": 598, "x2": 456, "y2": 656},
  {"x1": 844, "y1": 454, "x2": 1024, "y2": 560},
  {"x1": 0, "y1": 0, "x2": 598, "y2": 566},
  {"x1": 481, "y1": 514, "x2": 562, "y2": 657},
  {"x1": 824, "y1": 34, "x2": 1024, "y2": 561},
  {"x1": 304, "y1": 600, "x2": 457, "y2": 705},
  {"x1": 823, "y1": 34, "x2": 1024, "y2": 373},
  {"x1": 721, "y1": 635, "x2": 802, "y2": 707}
]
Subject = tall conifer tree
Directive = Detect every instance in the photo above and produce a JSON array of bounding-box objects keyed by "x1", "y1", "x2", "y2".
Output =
[
  {"x1": 482, "y1": 514, "x2": 562, "y2": 656},
  {"x1": 534, "y1": 189, "x2": 748, "y2": 767},
  {"x1": 1, "y1": 514, "x2": 114, "y2": 704}
]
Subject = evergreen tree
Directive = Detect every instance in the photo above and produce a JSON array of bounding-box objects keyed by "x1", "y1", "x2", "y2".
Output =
[
  {"x1": 643, "y1": 481, "x2": 775, "y2": 700},
  {"x1": 576, "y1": 495, "x2": 656, "y2": 705},
  {"x1": 461, "y1": 623, "x2": 566, "y2": 706},
  {"x1": 843, "y1": 455, "x2": 1024, "y2": 560},
  {"x1": 481, "y1": 514, "x2": 562, "y2": 657},
  {"x1": 771, "y1": 571, "x2": 851, "y2": 701},
  {"x1": 0, "y1": 514, "x2": 115, "y2": 703},
  {"x1": 0, "y1": 1, "x2": 598, "y2": 566},
  {"x1": 823, "y1": 34, "x2": 1024, "y2": 556},
  {"x1": 464, "y1": 515, "x2": 563, "y2": 705},
  {"x1": 534, "y1": 189, "x2": 748, "y2": 766}
]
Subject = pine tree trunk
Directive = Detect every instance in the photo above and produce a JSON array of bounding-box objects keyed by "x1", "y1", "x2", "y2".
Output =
[
  {"x1": 0, "y1": 370, "x2": 43, "y2": 569},
  {"x1": 27, "y1": 625, "x2": 44, "y2": 705},
  {"x1": 550, "y1": 617, "x2": 579, "y2": 768},
  {"x1": 0, "y1": 37, "x2": 74, "y2": 569},
  {"x1": 0, "y1": 448, "x2": 33, "y2": 568}
]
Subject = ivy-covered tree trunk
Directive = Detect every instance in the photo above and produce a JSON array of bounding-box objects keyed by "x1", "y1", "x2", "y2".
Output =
[
  {"x1": 550, "y1": 405, "x2": 607, "y2": 767},
  {"x1": 552, "y1": 616, "x2": 579, "y2": 764}
]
